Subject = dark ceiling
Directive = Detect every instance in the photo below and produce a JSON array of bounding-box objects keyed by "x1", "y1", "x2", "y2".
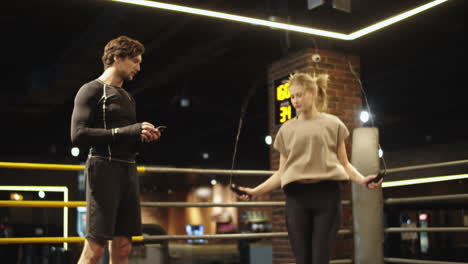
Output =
[{"x1": 1, "y1": 0, "x2": 466, "y2": 169}]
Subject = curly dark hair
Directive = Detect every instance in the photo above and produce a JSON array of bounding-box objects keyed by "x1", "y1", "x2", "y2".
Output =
[{"x1": 101, "y1": 36, "x2": 145, "y2": 69}]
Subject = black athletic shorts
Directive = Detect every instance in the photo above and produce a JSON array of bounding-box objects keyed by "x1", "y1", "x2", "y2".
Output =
[{"x1": 85, "y1": 156, "x2": 142, "y2": 243}]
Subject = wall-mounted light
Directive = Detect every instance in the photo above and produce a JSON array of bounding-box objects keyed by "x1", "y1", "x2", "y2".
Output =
[
  {"x1": 360, "y1": 110, "x2": 370, "y2": 123},
  {"x1": 180, "y1": 97, "x2": 190, "y2": 107},
  {"x1": 38, "y1": 190, "x2": 46, "y2": 199},
  {"x1": 71, "y1": 147, "x2": 80, "y2": 157}
]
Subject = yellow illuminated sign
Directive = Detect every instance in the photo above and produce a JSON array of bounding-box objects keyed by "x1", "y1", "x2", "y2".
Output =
[
  {"x1": 276, "y1": 82, "x2": 290, "y2": 101},
  {"x1": 274, "y1": 77, "x2": 294, "y2": 125},
  {"x1": 279, "y1": 105, "x2": 292, "y2": 123}
]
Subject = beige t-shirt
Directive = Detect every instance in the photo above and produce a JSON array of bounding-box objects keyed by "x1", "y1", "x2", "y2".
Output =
[{"x1": 273, "y1": 113, "x2": 350, "y2": 188}]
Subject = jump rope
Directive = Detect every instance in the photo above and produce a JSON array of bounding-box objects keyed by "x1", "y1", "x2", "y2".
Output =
[
  {"x1": 228, "y1": 53, "x2": 387, "y2": 197},
  {"x1": 347, "y1": 60, "x2": 387, "y2": 184},
  {"x1": 229, "y1": 77, "x2": 262, "y2": 198}
]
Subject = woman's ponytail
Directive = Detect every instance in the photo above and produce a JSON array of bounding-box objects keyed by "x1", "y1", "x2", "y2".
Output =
[{"x1": 314, "y1": 73, "x2": 329, "y2": 112}]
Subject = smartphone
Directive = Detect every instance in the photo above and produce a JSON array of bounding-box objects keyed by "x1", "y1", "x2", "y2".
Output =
[{"x1": 156, "y1": 125, "x2": 167, "y2": 132}]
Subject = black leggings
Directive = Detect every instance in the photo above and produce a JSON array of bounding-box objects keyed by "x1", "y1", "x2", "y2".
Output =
[{"x1": 284, "y1": 181, "x2": 342, "y2": 264}]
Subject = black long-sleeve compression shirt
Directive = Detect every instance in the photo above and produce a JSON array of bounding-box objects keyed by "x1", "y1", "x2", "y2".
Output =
[{"x1": 71, "y1": 79, "x2": 141, "y2": 161}]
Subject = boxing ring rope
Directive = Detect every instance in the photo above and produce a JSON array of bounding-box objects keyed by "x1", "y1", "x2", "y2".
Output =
[
  {"x1": 136, "y1": 194, "x2": 467, "y2": 207},
  {"x1": 0, "y1": 200, "x2": 352, "y2": 208},
  {"x1": 384, "y1": 227, "x2": 468, "y2": 233},
  {"x1": 7, "y1": 191, "x2": 468, "y2": 224},
  {"x1": 0, "y1": 230, "x2": 353, "y2": 244},
  {"x1": 377, "y1": 159, "x2": 468, "y2": 264},
  {"x1": 0, "y1": 159, "x2": 353, "y2": 264},
  {"x1": 0, "y1": 236, "x2": 143, "y2": 245},
  {"x1": 383, "y1": 159, "x2": 468, "y2": 174},
  {"x1": 0, "y1": 162, "x2": 85, "y2": 171},
  {"x1": 384, "y1": 258, "x2": 468, "y2": 264},
  {"x1": 1, "y1": 159, "x2": 468, "y2": 264},
  {"x1": 2, "y1": 159, "x2": 467, "y2": 174},
  {"x1": 139, "y1": 201, "x2": 355, "y2": 207},
  {"x1": 384, "y1": 194, "x2": 468, "y2": 205},
  {"x1": 0, "y1": 199, "x2": 353, "y2": 243},
  {"x1": 0, "y1": 161, "x2": 273, "y2": 175},
  {"x1": 0, "y1": 200, "x2": 86, "y2": 208}
]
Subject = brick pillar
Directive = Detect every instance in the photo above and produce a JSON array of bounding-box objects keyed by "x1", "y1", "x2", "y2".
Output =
[{"x1": 267, "y1": 48, "x2": 362, "y2": 263}]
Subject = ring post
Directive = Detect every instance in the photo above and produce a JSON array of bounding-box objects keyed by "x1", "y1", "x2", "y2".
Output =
[{"x1": 351, "y1": 127, "x2": 384, "y2": 264}]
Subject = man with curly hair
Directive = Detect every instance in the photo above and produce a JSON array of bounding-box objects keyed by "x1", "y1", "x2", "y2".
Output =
[{"x1": 71, "y1": 35, "x2": 162, "y2": 264}]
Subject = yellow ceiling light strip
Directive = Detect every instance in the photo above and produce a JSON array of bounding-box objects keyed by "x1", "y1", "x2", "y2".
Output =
[
  {"x1": 382, "y1": 174, "x2": 468, "y2": 188},
  {"x1": 112, "y1": 0, "x2": 448, "y2": 40}
]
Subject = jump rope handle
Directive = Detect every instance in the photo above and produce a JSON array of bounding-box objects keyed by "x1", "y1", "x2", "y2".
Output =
[
  {"x1": 367, "y1": 172, "x2": 385, "y2": 186},
  {"x1": 230, "y1": 184, "x2": 252, "y2": 199}
]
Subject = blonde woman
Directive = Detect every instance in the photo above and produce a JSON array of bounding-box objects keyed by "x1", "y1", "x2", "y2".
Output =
[{"x1": 237, "y1": 72, "x2": 382, "y2": 264}]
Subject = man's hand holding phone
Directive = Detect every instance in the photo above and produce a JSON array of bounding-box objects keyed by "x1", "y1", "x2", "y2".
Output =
[{"x1": 141, "y1": 122, "x2": 166, "y2": 143}]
